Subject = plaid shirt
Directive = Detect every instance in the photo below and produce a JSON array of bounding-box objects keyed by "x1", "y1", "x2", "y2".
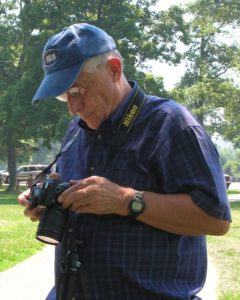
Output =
[{"x1": 48, "y1": 81, "x2": 231, "y2": 300}]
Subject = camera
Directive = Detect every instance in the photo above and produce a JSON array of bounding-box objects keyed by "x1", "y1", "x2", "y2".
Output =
[{"x1": 29, "y1": 178, "x2": 70, "y2": 245}]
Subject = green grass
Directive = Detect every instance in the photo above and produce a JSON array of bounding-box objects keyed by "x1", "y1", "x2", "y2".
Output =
[
  {"x1": 207, "y1": 201, "x2": 240, "y2": 300},
  {"x1": 0, "y1": 187, "x2": 44, "y2": 272}
]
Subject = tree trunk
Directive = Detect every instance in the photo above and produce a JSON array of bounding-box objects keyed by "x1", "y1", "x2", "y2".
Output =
[{"x1": 6, "y1": 144, "x2": 19, "y2": 192}]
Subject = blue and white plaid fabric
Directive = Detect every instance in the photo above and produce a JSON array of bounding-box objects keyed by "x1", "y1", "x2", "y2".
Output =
[{"x1": 50, "y1": 81, "x2": 231, "y2": 300}]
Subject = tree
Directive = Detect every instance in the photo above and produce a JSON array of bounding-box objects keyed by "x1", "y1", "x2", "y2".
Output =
[
  {"x1": 171, "y1": 0, "x2": 240, "y2": 138},
  {"x1": 0, "y1": 0, "x2": 72, "y2": 191},
  {"x1": 219, "y1": 146, "x2": 240, "y2": 181}
]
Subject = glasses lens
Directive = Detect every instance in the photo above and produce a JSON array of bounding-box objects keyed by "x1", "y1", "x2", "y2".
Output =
[
  {"x1": 69, "y1": 86, "x2": 84, "y2": 96},
  {"x1": 56, "y1": 87, "x2": 82, "y2": 102},
  {"x1": 56, "y1": 94, "x2": 67, "y2": 102}
]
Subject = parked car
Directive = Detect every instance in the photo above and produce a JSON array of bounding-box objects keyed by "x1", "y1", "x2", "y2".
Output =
[
  {"x1": 1, "y1": 165, "x2": 49, "y2": 184},
  {"x1": 0, "y1": 169, "x2": 7, "y2": 184},
  {"x1": 224, "y1": 174, "x2": 232, "y2": 189}
]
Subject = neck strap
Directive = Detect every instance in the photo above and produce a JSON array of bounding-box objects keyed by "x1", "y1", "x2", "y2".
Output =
[
  {"x1": 32, "y1": 127, "x2": 81, "y2": 185},
  {"x1": 111, "y1": 84, "x2": 146, "y2": 147}
]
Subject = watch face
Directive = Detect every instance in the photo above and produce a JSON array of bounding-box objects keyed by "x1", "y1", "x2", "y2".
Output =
[
  {"x1": 132, "y1": 200, "x2": 144, "y2": 212},
  {"x1": 129, "y1": 193, "x2": 145, "y2": 217}
]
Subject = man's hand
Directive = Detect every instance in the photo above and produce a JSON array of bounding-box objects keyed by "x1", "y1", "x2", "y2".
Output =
[
  {"x1": 17, "y1": 188, "x2": 44, "y2": 222},
  {"x1": 17, "y1": 172, "x2": 61, "y2": 222},
  {"x1": 58, "y1": 176, "x2": 134, "y2": 216}
]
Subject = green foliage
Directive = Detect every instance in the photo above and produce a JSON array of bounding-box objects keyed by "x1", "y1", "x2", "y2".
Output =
[
  {"x1": 218, "y1": 146, "x2": 240, "y2": 180},
  {"x1": 172, "y1": 78, "x2": 240, "y2": 131},
  {"x1": 224, "y1": 160, "x2": 240, "y2": 179},
  {"x1": 135, "y1": 72, "x2": 169, "y2": 98},
  {"x1": 173, "y1": 0, "x2": 240, "y2": 141}
]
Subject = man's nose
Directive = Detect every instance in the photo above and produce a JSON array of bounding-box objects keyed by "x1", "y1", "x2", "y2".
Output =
[{"x1": 67, "y1": 96, "x2": 83, "y2": 115}]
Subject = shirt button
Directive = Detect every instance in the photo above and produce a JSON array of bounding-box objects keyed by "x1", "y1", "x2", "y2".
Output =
[
  {"x1": 97, "y1": 134, "x2": 102, "y2": 141},
  {"x1": 90, "y1": 166, "x2": 95, "y2": 172}
]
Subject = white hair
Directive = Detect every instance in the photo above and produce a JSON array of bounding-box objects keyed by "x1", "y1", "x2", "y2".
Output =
[{"x1": 82, "y1": 49, "x2": 124, "y2": 73}]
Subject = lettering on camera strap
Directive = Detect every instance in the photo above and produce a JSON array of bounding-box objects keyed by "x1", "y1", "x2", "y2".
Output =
[
  {"x1": 118, "y1": 86, "x2": 146, "y2": 133},
  {"x1": 109, "y1": 85, "x2": 146, "y2": 152}
]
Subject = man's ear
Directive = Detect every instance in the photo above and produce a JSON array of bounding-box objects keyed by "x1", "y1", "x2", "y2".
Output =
[{"x1": 107, "y1": 57, "x2": 122, "y2": 81}]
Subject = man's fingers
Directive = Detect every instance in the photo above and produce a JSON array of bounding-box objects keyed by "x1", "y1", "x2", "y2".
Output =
[
  {"x1": 58, "y1": 179, "x2": 88, "y2": 203},
  {"x1": 49, "y1": 172, "x2": 61, "y2": 180},
  {"x1": 24, "y1": 207, "x2": 44, "y2": 222},
  {"x1": 18, "y1": 189, "x2": 31, "y2": 207}
]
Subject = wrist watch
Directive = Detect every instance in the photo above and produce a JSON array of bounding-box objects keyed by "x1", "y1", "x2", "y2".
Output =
[{"x1": 128, "y1": 191, "x2": 145, "y2": 218}]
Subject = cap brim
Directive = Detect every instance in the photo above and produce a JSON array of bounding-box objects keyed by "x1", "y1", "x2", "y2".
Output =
[{"x1": 32, "y1": 63, "x2": 83, "y2": 104}]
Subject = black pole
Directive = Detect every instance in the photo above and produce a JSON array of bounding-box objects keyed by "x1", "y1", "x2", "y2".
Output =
[{"x1": 56, "y1": 243, "x2": 82, "y2": 300}]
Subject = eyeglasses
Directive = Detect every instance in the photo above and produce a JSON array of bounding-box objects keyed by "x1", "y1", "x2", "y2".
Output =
[
  {"x1": 56, "y1": 86, "x2": 86, "y2": 102},
  {"x1": 56, "y1": 73, "x2": 94, "y2": 102}
]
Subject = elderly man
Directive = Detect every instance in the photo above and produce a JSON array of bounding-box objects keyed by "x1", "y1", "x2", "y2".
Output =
[{"x1": 18, "y1": 23, "x2": 231, "y2": 300}]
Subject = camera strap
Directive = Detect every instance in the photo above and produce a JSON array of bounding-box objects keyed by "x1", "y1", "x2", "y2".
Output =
[
  {"x1": 32, "y1": 127, "x2": 81, "y2": 186},
  {"x1": 117, "y1": 85, "x2": 146, "y2": 134},
  {"x1": 108, "y1": 85, "x2": 146, "y2": 161}
]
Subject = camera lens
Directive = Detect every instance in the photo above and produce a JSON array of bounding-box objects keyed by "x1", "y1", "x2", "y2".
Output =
[{"x1": 36, "y1": 205, "x2": 68, "y2": 245}]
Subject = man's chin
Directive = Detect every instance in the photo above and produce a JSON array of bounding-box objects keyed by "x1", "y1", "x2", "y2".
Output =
[
  {"x1": 83, "y1": 119, "x2": 101, "y2": 130},
  {"x1": 82, "y1": 115, "x2": 103, "y2": 130}
]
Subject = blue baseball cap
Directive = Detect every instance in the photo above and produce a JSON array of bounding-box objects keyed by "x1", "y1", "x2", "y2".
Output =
[{"x1": 32, "y1": 23, "x2": 116, "y2": 104}]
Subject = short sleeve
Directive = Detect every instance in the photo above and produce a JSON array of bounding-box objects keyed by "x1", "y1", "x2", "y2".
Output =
[{"x1": 149, "y1": 123, "x2": 231, "y2": 221}]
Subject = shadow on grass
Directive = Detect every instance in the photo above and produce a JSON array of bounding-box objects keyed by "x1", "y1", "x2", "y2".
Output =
[
  {"x1": 0, "y1": 200, "x2": 19, "y2": 205},
  {"x1": 0, "y1": 185, "x2": 26, "y2": 205},
  {"x1": 230, "y1": 201, "x2": 240, "y2": 210},
  {"x1": 0, "y1": 191, "x2": 20, "y2": 205},
  {"x1": 228, "y1": 190, "x2": 240, "y2": 195}
]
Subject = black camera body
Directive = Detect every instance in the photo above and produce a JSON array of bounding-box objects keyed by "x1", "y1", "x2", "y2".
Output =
[{"x1": 29, "y1": 178, "x2": 70, "y2": 245}]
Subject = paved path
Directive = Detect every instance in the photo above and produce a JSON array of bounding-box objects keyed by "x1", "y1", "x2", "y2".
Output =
[
  {"x1": 0, "y1": 246, "x2": 54, "y2": 300},
  {"x1": 197, "y1": 257, "x2": 218, "y2": 300},
  {"x1": 228, "y1": 194, "x2": 240, "y2": 202}
]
